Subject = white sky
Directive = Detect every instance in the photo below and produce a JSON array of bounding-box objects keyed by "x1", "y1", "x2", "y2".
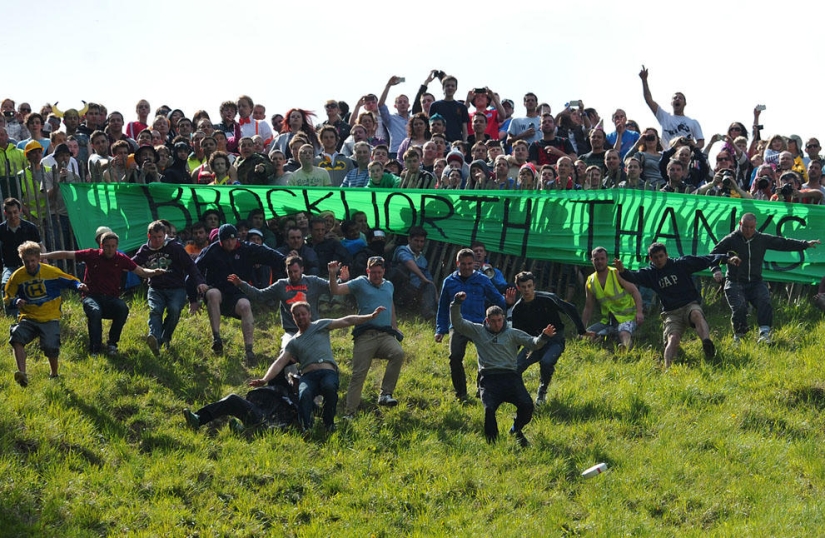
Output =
[{"x1": 4, "y1": 1, "x2": 822, "y2": 146}]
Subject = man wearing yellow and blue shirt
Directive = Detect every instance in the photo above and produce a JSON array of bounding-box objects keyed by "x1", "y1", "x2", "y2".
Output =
[{"x1": 4, "y1": 241, "x2": 87, "y2": 387}]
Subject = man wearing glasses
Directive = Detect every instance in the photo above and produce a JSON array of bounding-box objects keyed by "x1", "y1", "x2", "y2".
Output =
[{"x1": 328, "y1": 257, "x2": 405, "y2": 416}]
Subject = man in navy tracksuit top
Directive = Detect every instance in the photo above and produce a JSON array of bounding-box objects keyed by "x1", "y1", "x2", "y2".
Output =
[
  {"x1": 435, "y1": 248, "x2": 513, "y2": 400},
  {"x1": 710, "y1": 212, "x2": 820, "y2": 345},
  {"x1": 615, "y1": 242, "x2": 740, "y2": 368}
]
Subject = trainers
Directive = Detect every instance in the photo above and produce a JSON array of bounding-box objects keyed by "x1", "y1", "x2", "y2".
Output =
[
  {"x1": 702, "y1": 339, "x2": 716, "y2": 359},
  {"x1": 229, "y1": 418, "x2": 245, "y2": 434},
  {"x1": 146, "y1": 334, "x2": 160, "y2": 357},
  {"x1": 211, "y1": 337, "x2": 224, "y2": 354},
  {"x1": 14, "y1": 371, "x2": 28, "y2": 388},
  {"x1": 49, "y1": 373, "x2": 60, "y2": 380},
  {"x1": 106, "y1": 344, "x2": 118, "y2": 356},
  {"x1": 245, "y1": 349, "x2": 256, "y2": 364},
  {"x1": 378, "y1": 394, "x2": 398, "y2": 407},
  {"x1": 325, "y1": 422, "x2": 337, "y2": 433},
  {"x1": 536, "y1": 391, "x2": 547, "y2": 406},
  {"x1": 733, "y1": 334, "x2": 742, "y2": 348},
  {"x1": 757, "y1": 332, "x2": 772, "y2": 345},
  {"x1": 183, "y1": 409, "x2": 201, "y2": 430}
]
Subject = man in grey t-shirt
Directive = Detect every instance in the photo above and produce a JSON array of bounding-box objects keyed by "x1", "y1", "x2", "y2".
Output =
[
  {"x1": 248, "y1": 301, "x2": 385, "y2": 432},
  {"x1": 229, "y1": 255, "x2": 328, "y2": 351}
]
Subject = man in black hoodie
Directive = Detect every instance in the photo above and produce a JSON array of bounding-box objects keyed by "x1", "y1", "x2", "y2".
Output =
[
  {"x1": 132, "y1": 220, "x2": 208, "y2": 356},
  {"x1": 710, "y1": 213, "x2": 819, "y2": 345}
]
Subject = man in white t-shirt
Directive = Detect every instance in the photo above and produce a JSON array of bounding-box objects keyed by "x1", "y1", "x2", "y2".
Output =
[
  {"x1": 506, "y1": 92, "x2": 542, "y2": 147},
  {"x1": 639, "y1": 66, "x2": 704, "y2": 150}
]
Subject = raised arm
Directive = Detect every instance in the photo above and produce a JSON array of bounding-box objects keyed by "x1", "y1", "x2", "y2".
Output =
[
  {"x1": 328, "y1": 306, "x2": 386, "y2": 330},
  {"x1": 639, "y1": 66, "x2": 660, "y2": 115},
  {"x1": 327, "y1": 261, "x2": 351, "y2": 295}
]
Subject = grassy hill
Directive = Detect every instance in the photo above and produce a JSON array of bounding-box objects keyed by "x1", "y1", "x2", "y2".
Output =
[{"x1": 2, "y1": 286, "x2": 825, "y2": 536}]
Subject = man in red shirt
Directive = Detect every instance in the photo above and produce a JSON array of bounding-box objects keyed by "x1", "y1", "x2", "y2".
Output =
[{"x1": 42, "y1": 230, "x2": 165, "y2": 355}]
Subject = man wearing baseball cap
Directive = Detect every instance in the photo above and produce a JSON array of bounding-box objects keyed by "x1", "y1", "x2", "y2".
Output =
[{"x1": 190, "y1": 223, "x2": 285, "y2": 361}]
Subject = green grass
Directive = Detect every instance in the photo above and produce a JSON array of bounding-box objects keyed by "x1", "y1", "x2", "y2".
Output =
[{"x1": 2, "y1": 286, "x2": 825, "y2": 536}]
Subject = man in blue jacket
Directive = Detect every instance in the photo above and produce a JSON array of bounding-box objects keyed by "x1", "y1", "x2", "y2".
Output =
[{"x1": 435, "y1": 248, "x2": 514, "y2": 401}]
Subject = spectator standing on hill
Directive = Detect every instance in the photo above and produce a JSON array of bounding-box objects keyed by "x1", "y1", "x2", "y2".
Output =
[{"x1": 639, "y1": 66, "x2": 704, "y2": 150}]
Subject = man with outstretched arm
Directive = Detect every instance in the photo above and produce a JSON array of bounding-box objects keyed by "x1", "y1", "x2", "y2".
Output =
[
  {"x1": 252, "y1": 302, "x2": 385, "y2": 432},
  {"x1": 710, "y1": 212, "x2": 820, "y2": 345},
  {"x1": 450, "y1": 291, "x2": 555, "y2": 446},
  {"x1": 615, "y1": 243, "x2": 740, "y2": 368}
]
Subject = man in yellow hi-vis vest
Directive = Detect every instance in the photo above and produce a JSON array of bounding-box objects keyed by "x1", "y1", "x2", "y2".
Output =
[{"x1": 581, "y1": 246, "x2": 644, "y2": 349}]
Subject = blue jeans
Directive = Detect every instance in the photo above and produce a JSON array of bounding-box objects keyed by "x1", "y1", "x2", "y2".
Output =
[
  {"x1": 723, "y1": 280, "x2": 772, "y2": 334},
  {"x1": 516, "y1": 336, "x2": 564, "y2": 390},
  {"x1": 478, "y1": 370, "x2": 533, "y2": 441},
  {"x1": 82, "y1": 295, "x2": 129, "y2": 352},
  {"x1": 147, "y1": 287, "x2": 187, "y2": 345},
  {"x1": 298, "y1": 369, "x2": 339, "y2": 430}
]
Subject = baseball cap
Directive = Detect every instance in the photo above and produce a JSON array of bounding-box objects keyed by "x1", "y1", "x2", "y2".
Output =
[
  {"x1": 367, "y1": 256, "x2": 385, "y2": 268},
  {"x1": 218, "y1": 223, "x2": 238, "y2": 241},
  {"x1": 247, "y1": 228, "x2": 263, "y2": 239}
]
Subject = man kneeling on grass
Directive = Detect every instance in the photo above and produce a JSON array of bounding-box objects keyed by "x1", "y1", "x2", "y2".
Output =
[
  {"x1": 614, "y1": 242, "x2": 740, "y2": 368},
  {"x1": 246, "y1": 301, "x2": 384, "y2": 433},
  {"x1": 5, "y1": 241, "x2": 87, "y2": 387},
  {"x1": 450, "y1": 291, "x2": 556, "y2": 447}
]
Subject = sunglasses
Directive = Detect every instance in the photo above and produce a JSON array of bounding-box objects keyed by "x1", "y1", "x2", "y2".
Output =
[{"x1": 807, "y1": 144, "x2": 819, "y2": 149}]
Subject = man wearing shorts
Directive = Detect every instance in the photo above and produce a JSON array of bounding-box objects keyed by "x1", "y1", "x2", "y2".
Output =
[
  {"x1": 5, "y1": 241, "x2": 87, "y2": 387},
  {"x1": 581, "y1": 246, "x2": 644, "y2": 349},
  {"x1": 191, "y1": 224, "x2": 285, "y2": 361},
  {"x1": 615, "y1": 242, "x2": 740, "y2": 367}
]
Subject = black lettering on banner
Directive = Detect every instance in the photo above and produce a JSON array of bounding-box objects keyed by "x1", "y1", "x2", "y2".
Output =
[
  {"x1": 144, "y1": 185, "x2": 192, "y2": 227},
  {"x1": 770, "y1": 215, "x2": 807, "y2": 272},
  {"x1": 383, "y1": 192, "x2": 416, "y2": 233},
  {"x1": 652, "y1": 207, "x2": 684, "y2": 256},
  {"x1": 338, "y1": 189, "x2": 351, "y2": 220},
  {"x1": 228, "y1": 188, "x2": 263, "y2": 223},
  {"x1": 615, "y1": 203, "x2": 644, "y2": 262},
  {"x1": 460, "y1": 195, "x2": 501, "y2": 244},
  {"x1": 691, "y1": 210, "x2": 720, "y2": 256},
  {"x1": 500, "y1": 197, "x2": 532, "y2": 257},
  {"x1": 266, "y1": 188, "x2": 297, "y2": 216},
  {"x1": 190, "y1": 187, "x2": 223, "y2": 223},
  {"x1": 302, "y1": 189, "x2": 335, "y2": 215},
  {"x1": 420, "y1": 194, "x2": 455, "y2": 240},
  {"x1": 571, "y1": 199, "x2": 614, "y2": 257}
]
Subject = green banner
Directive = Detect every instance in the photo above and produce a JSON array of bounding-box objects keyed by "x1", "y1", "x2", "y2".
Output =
[{"x1": 62, "y1": 184, "x2": 825, "y2": 283}]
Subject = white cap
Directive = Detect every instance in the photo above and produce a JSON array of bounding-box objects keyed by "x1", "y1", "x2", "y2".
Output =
[{"x1": 581, "y1": 462, "x2": 608, "y2": 478}]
